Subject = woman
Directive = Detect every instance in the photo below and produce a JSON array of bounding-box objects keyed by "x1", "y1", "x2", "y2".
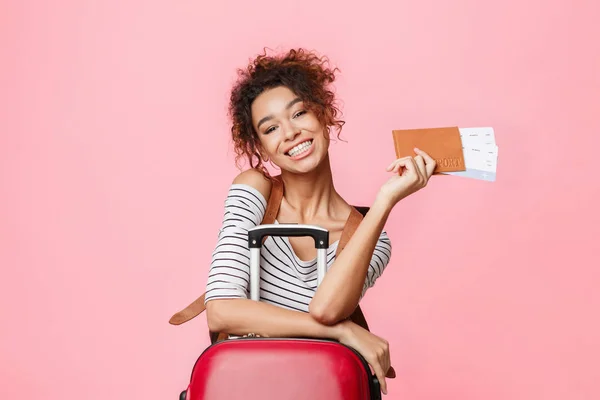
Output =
[{"x1": 204, "y1": 48, "x2": 436, "y2": 395}]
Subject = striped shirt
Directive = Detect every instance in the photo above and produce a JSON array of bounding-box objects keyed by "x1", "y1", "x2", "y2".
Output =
[{"x1": 204, "y1": 183, "x2": 392, "y2": 312}]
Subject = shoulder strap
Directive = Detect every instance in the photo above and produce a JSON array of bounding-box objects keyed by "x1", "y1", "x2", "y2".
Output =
[
  {"x1": 336, "y1": 206, "x2": 363, "y2": 257},
  {"x1": 168, "y1": 175, "x2": 283, "y2": 326},
  {"x1": 262, "y1": 174, "x2": 283, "y2": 225}
]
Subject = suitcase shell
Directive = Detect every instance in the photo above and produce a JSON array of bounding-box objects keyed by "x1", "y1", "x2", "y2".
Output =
[
  {"x1": 181, "y1": 337, "x2": 381, "y2": 400},
  {"x1": 179, "y1": 224, "x2": 381, "y2": 400}
]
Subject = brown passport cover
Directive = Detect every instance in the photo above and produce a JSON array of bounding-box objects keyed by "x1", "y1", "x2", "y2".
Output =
[{"x1": 392, "y1": 127, "x2": 466, "y2": 173}]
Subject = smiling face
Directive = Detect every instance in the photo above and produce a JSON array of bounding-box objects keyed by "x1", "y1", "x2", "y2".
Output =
[{"x1": 251, "y1": 86, "x2": 330, "y2": 174}]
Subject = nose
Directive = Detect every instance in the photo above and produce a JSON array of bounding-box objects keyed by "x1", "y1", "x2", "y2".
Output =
[{"x1": 282, "y1": 120, "x2": 301, "y2": 141}]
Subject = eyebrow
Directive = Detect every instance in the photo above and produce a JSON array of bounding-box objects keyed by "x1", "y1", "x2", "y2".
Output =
[{"x1": 256, "y1": 97, "x2": 303, "y2": 130}]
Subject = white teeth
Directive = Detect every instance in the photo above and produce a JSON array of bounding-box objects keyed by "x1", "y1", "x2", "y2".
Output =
[{"x1": 288, "y1": 140, "x2": 312, "y2": 157}]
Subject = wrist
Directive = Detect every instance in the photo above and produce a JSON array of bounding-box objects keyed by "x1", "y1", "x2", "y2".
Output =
[
  {"x1": 372, "y1": 193, "x2": 395, "y2": 216},
  {"x1": 331, "y1": 319, "x2": 351, "y2": 342}
]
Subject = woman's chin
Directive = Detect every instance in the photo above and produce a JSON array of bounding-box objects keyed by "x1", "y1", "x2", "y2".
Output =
[{"x1": 281, "y1": 154, "x2": 327, "y2": 175}]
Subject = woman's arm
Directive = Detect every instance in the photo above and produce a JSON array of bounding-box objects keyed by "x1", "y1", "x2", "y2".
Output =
[
  {"x1": 205, "y1": 298, "x2": 394, "y2": 395},
  {"x1": 310, "y1": 150, "x2": 436, "y2": 325},
  {"x1": 308, "y1": 196, "x2": 393, "y2": 325},
  {"x1": 206, "y1": 298, "x2": 343, "y2": 339}
]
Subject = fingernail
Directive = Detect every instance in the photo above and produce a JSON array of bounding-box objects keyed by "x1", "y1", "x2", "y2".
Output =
[{"x1": 414, "y1": 147, "x2": 420, "y2": 152}]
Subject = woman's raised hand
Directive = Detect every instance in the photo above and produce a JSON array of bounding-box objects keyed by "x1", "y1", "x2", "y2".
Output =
[{"x1": 377, "y1": 147, "x2": 436, "y2": 208}]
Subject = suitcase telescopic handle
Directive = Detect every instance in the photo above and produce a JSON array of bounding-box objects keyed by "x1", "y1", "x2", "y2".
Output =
[{"x1": 247, "y1": 224, "x2": 330, "y2": 301}]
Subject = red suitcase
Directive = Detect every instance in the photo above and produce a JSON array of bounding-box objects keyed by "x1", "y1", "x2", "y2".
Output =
[{"x1": 178, "y1": 224, "x2": 382, "y2": 400}]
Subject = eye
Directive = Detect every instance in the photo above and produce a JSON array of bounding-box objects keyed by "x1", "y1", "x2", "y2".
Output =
[
  {"x1": 264, "y1": 125, "x2": 277, "y2": 134},
  {"x1": 293, "y1": 110, "x2": 307, "y2": 118}
]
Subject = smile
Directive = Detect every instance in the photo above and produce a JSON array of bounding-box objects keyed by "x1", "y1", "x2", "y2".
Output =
[{"x1": 286, "y1": 140, "x2": 313, "y2": 157}]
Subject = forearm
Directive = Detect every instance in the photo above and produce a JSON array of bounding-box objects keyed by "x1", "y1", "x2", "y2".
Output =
[
  {"x1": 206, "y1": 298, "x2": 344, "y2": 340},
  {"x1": 309, "y1": 196, "x2": 392, "y2": 324}
]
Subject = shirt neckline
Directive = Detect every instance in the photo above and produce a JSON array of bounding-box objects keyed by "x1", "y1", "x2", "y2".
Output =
[{"x1": 274, "y1": 219, "x2": 339, "y2": 265}]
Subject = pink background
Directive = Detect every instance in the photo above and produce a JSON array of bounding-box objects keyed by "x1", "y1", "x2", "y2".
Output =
[{"x1": 2, "y1": 0, "x2": 599, "y2": 399}]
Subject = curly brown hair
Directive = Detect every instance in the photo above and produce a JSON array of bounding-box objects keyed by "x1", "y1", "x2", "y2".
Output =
[{"x1": 228, "y1": 48, "x2": 345, "y2": 177}]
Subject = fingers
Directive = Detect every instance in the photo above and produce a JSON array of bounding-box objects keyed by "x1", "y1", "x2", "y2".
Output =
[
  {"x1": 381, "y1": 339, "x2": 392, "y2": 381},
  {"x1": 389, "y1": 151, "x2": 432, "y2": 180},
  {"x1": 367, "y1": 360, "x2": 387, "y2": 394},
  {"x1": 386, "y1": 156, "x2": 412, "y2": 174},
  {"x1": 384, "y1": 356, "x2": 395, "y2": 380},
  {"x1": 414, "y1": 147, "x2": 437, "y2": 178},
  {"x1": 388, "y1": 156, "x2": 417, "y2": 176},
  {"x1": 413, "y1": 154, "x2": 426, "y2": 183},
  {"x1": 373, "y1": 362, "x2": 387, "y2": 395},
  {"x1": 385, "y1": 341, "x2": 391, "y2": 378},
  {"x1": 372, "y1": 339, "x2": 392, "y2": 395},
  {"x1": 386, "y1": 157, "x2": 407, "y2": 171}
]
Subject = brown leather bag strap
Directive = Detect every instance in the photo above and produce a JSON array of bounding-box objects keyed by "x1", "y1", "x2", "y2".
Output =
[
  {"x1": 262, "y1": 174, "x2": 283, "y2": 226},
  {"x1": 336, "y1": 206, "x2": 363, "y2": 258},
  {"x1": 169, "y1": 175, "x2": 283, "y2": 326},
  {"x1": 169, "y1": 293, "x2": 206, "y2": 325}
]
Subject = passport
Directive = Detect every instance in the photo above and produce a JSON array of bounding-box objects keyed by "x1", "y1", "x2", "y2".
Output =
[{"x1": 392, "y1": 127, "x2": 466, "y2": 173}]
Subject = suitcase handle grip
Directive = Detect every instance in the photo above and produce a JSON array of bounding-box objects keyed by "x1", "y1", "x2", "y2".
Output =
[{"x1": 248, "y1": 224, "x2": 329, "y2": 249}]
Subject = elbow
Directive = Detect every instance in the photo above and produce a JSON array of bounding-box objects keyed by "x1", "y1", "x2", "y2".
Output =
[
  {"x1": 205, "y1": 300, "x2": 227, "y2": 332},
  {"x1": 309, "y1": 300, "x2": 345, "y2": 326}
]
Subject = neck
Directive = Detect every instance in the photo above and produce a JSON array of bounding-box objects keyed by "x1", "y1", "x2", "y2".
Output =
[{"x1": 279, "y1": 154, "x2": 342, "y2": 221}]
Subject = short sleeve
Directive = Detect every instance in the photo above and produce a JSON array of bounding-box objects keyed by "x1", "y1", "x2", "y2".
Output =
[
  {"x1": 204, "y1": 184, "x2": 267, "y2": 304},
  {"x1": 361, "y1": 230, "x2": 392, "y2": 297}
]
